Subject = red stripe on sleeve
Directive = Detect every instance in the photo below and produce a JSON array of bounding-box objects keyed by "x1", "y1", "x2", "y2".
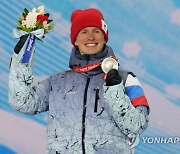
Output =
[{"x1": 131, "y1": 96, "x2": 149, "y2": 107}]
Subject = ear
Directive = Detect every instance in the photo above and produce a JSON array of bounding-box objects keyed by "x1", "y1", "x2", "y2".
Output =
[
  {"x1": 103, "y1": 39, "x2": 106, "y2": 44},
  {"x1": 75, "y1": 41, "x2": 78, "y2": 46},
  {"x1": 103, "y1": 37, "x2": 106, "y2": 43}
]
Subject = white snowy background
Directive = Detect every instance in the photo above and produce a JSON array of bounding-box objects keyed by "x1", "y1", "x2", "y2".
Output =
[{"x1": 0, "y1": 0, "x2": 180, "y2": 153}]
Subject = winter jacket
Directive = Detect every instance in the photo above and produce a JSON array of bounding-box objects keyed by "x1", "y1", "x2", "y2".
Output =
[{"x1": 8, "y1": 42, "x2": 149, "y2": 154}]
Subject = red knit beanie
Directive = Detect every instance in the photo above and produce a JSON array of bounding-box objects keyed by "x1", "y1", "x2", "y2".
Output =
[{"x1": 70, "y1": 8, "x2": 108, "y2": 46}]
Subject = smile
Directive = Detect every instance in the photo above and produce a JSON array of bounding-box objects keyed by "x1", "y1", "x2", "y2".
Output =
[{"x1": 85, "y1": 43, "x2": 97, "y2": 47}]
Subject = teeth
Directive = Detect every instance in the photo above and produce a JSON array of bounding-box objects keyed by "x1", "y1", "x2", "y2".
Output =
[{"x1": 86, "y1": 43, "x2": 96, "y2": 47}]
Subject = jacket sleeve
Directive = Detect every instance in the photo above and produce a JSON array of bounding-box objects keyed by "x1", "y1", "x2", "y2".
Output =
[
  {"x1": 103, "y1": 74, "x2": 149, "y2": 139},
  {"x1": 8, "y1": 41, "x2": 50, "y2": 114}
]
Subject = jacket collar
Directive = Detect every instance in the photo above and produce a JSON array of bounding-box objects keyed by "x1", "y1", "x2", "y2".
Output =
[
  {"x1": 69, "y1": 45, "x2": 114, "y2": 68},
  {"x1": 69, "y1": 45, "x2": 115, "y2": 76}
]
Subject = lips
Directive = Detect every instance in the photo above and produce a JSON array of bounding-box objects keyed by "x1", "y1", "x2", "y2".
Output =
[{"x1": 85, "y1": 43, "x2": 97, "y2": 47}]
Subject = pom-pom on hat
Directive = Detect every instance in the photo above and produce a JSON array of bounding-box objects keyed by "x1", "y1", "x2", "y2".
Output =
[{"x1": 70, "y1": 8, "x2": 108, "y2": 46}]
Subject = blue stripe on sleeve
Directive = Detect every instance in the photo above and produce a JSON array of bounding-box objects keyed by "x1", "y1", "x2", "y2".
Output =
[{"x1": 125, "y1": 85, "x2": 145, "y2": 100}]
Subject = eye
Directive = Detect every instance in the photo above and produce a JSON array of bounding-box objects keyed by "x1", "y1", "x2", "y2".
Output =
[
  {"x1": 80, "y1": 30, "x2": 87, "y2": 34},
  {"x1": 95, "y1": 30, "x2": 100, "y2": 33}
]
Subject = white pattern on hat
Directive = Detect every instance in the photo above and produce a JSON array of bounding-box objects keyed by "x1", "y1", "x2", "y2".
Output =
[{"x1": 101, "y1": 19, "x2": 108, "y2": 33}]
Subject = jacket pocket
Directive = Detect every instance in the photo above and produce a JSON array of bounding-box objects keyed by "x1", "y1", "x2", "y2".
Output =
[{"x1": 94, "y1": 88, "x2": 99, "y2": 112}]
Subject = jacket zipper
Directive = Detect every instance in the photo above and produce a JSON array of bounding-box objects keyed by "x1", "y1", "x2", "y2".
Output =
[
  {"x1": 94, "y1": 88, "x2": 99, "y2": 112},
  {"x1": 82, "y1": 77, "x2": 90, "y2": 154}
]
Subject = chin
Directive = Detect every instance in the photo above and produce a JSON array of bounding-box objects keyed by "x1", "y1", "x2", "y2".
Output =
[{"x1": 88, "y1": 51, "x2": 99, "y2": 55}]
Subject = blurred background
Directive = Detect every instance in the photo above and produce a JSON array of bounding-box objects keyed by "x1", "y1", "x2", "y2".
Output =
[{"x1": 0, "y1": 0, "x2": 180, "y2": 153}]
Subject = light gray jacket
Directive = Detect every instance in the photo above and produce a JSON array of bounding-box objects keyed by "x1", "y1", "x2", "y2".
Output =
[{"x1": 9, "y1": 43, "x2": 149, "y2": 154}]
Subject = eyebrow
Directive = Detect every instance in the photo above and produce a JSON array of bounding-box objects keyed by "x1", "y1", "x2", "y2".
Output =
[{"x1": 81, "y1": 28, "x2": 100, "y2": 31}]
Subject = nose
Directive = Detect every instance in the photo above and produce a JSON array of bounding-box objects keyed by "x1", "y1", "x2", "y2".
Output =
[{"x1": 87, "y1": 32, "x2": 95, "y2": 40}]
